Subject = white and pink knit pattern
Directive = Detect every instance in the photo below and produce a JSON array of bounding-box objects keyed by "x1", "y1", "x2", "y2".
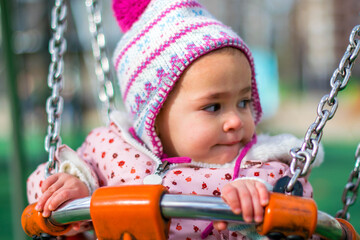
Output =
[{"x1": 112, "y1": 0, "x2": 262, "y2": 157}]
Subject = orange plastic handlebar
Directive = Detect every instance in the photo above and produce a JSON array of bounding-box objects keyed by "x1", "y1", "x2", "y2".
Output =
[
  {"x1": 257, "y1": 192, "x2": 318, "y2": 239},
  {"x1": 21, "y1": 202, "x2": 72, "y2": 237},
  {"x1": 337, "y1": 218, "x2": 360, "y2": 240},
  {"x1": 90, "y1": 184, "x2": 170, "y2": 240}
]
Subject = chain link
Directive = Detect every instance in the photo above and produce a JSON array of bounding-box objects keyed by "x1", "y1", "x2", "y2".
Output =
[
  {"x1": 335, "y1": 144, "x2": 360, "y2": 220},
  {"x1": 44, "y1": 0, "x2": 115, "y2": 176},
  {"x1": 287, "y1": 25, "x2": 360, "y2": 192},
  {"x1": 85, "y1": 0, "x2": 115, "y2": 123},
  {"x1": 44, "y1": 0, "x2": 67, "y2": 178}
]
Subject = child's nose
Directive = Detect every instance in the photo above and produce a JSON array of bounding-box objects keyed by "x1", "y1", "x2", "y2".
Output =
[{"x1": 223, "y1": 112, "x2": 243, "y2": 132}]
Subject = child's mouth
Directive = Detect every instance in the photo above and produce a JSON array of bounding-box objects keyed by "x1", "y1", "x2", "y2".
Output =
[
  {"x1": 214, "y1": 142, "x2": 241, "y2": 150},
  {"x1": 220, "y1": 141, "x2": 240, "y2": 146}
]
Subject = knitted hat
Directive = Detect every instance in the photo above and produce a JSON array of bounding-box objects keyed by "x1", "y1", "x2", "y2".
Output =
[{"x1": 112, "y1": 0, "x2": 262, "y2": 157}]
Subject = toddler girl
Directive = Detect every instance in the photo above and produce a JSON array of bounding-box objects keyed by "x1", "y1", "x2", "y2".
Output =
[{"x1": 27, "y1": 0, "x2": 323, "y2": 239}]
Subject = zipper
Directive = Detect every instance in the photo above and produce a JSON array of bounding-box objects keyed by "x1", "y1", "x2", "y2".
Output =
[{"x1": 154, "y1": 160, "x2": 170, "y2": 175}]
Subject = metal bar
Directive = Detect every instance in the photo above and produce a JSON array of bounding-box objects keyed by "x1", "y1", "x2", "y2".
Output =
[
  {"x1": 0, "y1": 0, "x2": 27, "y2": 239},
  {"x1": 315, "y1": 211, "x2": 343, "y2": 239},
  {"x1": 160, "y1": 194, "x2": 245, "y2": 222},
  {"x1": 51, "y1": 197, "x2": 91, "y2": 225},
  {"x1": 48, "y1": 194, "x2": 346, "y2": 239}
]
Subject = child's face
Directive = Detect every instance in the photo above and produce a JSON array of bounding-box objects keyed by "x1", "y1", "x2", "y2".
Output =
[{"x1": 156, "y1": 48, "x2": 255, "y2": 164}]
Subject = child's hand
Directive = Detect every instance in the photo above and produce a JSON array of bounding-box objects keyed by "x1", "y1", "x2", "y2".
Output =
[
  {"x1": 35, "y1": 172, "x2": 89, "y2": 218},
  {"x1": 213, "y1": 179, "x2": 269, "y2": 231}
]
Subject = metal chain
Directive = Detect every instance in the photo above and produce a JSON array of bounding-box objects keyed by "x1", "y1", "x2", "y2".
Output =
[
  {"x1": 85, "y1": 0, "x2": 115, "y2": 123},
  {"x1": 335, "y1": 143, "x2": 360, "y2": 220},
  {"x1": 44, "y1": 0, "x2": 67, "y2": 178},
  {"x1": 287, "y1": 25, "x2": 360, "y2": 192}
]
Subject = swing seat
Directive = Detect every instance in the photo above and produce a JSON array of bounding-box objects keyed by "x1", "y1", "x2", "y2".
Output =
[{"x1": 21, "y1": 185, "x2": 360, "y2": 240}]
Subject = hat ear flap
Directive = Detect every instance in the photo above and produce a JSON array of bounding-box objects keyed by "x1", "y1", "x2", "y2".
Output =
[{"x1": 112, "y1": 0, "x2": 151, "y2": 32}]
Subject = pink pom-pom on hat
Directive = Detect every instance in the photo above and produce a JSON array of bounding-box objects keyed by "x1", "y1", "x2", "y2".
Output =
[{"x1": 112, "y1": 0, "x2": 151, "y2": 32}]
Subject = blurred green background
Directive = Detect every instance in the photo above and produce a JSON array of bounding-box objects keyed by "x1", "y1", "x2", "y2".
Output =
[{"x1": 1, "y1": 0, "x2": 360, "y2": 239}]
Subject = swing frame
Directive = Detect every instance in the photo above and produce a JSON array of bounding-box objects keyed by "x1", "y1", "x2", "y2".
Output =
[{"x1": 21, "y1": 0, "x2": 360, "y2": 239}]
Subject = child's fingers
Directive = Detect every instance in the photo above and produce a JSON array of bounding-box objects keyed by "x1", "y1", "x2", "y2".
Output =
[
  {"x1": 221, "y1": 185, "x2": 242, "y2": 214},
  {"x1": 35, "y1": 189, "x2": 48, "y2": 210},
  {"x1": 243, "y1": 181, "x2": 269, "y2": 223},
  {"x1": 40, "y1": 174, "x2": 60, "y2": 193},
  {"x1": 35, "y1": 180, "x2": 63, "y2": 212},
  {"x1": 37, "y1": 173, "x2": 72, "y2": 211},
  {"x1": 35, "y1": 190, "x2": 51, "y2": 212},
  {"x1": 43, "y1": 180, "x2": 90, "y2": 217},
  {"x1": 213, "y1": 221, "x2": 228, "y2": 231},
  {"x1": 41, "y1": 208, "x2": 52, "y2": 218},
  {"x1": 247, "y1": 184, "x2": 264, "y2": 223},
  {"x1": 45, "y1": 190, "x2": 66, "y2": 212},
  {"x1": 41, "y1": 183, "x2": 65, "y2": 217},
  {"x1": 41, "y1": 192, "x2": 56, "y2": 218},
  {"x1": 255, "y1": 181, "x2": 269, "y2": 206},
  {"x1": 47, "y1": 187, "x2": 84, "y2": 212},
  {"x1": 42, "y1": 192, "x2": 60, "y2": 217},
  {"x1": 238, "y1": 185, "x2": 254, "y2": 223}
]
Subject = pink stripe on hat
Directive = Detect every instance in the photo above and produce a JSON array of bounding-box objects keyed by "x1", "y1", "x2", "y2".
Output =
[
  {"x1": 114, "y1": 0, "x2": 202, "y2": 69},
  {"x1": 122, "y1": 21, "x2": 226, "y2": 101}
]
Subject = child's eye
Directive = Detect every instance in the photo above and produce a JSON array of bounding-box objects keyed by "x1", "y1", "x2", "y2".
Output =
[
  {"x1": 238, "y1": 99, "x2": 252, "y2": 109},
  {"x1": 202, "y1": 103, "x2": 221, "y2": 112}
]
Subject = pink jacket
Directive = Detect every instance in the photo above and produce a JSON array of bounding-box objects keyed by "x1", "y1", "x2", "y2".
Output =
[{"x1": 26, "y1": 112, "x2": 323, "y2": 239}]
